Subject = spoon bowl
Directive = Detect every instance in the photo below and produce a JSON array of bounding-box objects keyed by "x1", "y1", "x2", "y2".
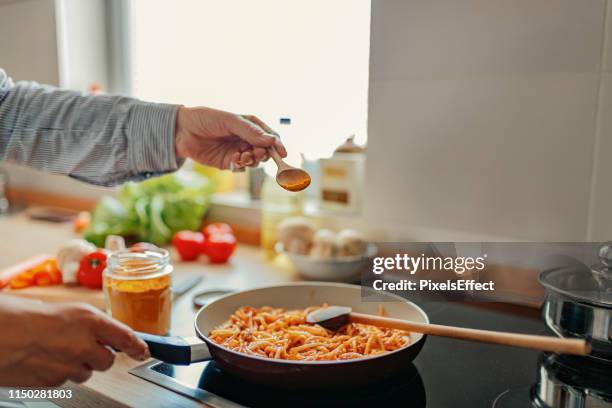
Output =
[
  {"x1": 268, "y1": 147, "x2": 311, "y2": 192},
  {"x1": 276, "y1": 168, "x2": 311, "y2": 192}
]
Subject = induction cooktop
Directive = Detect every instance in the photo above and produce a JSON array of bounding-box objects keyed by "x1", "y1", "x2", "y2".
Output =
[{"x1": 129, "y1": 297, "x2": 611, "y2": 408}]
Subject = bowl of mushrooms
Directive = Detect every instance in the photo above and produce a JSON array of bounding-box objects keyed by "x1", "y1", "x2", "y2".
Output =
[{"x1": 276, "y1": 217, "x2": 377, "y2": 282}]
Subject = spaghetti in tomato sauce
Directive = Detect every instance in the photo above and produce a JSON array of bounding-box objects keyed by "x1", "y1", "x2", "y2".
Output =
[{"x1": 209, "y1": 305, "x2": 411, "y2": 361}]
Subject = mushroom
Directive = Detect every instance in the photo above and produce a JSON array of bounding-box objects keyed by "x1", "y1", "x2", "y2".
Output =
[
  {"x1": 278, "y1": 217, "x2": 315, "y2": 255},
  {"x1": 56, "y1": 239, "x2": 97, "y2": 284},
  {"x1": 310, "y1": 229, "x2": 337, "y2": 258},
  {"x1": 336, "y1": 229, "x2": 366, "y2": 257}
]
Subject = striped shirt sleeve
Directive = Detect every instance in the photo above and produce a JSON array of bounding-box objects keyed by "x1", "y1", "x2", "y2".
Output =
[{"x1": 0, "y1": 68, "x2": 182, "y2": 186}]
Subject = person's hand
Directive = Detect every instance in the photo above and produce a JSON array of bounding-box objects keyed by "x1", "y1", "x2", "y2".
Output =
[
  {"x1": 174, "y1": 107, "x2": 287, "y2": 170},
  {"x1": 0, "y1": 296, "x2": 149, "y2": 387}
]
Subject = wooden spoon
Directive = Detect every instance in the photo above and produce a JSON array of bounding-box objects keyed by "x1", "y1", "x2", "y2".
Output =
[
  {"x1": 307, "y1": 306, "x2": 591, "y2": 356},
  {"x1": 267, "y1": 147, "x2": 311, "y2": 192}
]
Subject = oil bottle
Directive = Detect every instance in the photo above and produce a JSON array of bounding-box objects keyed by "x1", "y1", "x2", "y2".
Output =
[{"x1": 260, "y1": 174, "x2": 303, "y2": 260}]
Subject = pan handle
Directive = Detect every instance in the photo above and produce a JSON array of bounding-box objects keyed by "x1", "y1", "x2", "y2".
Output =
[{"x1": 135, "y1": 332, "x2": 212, "y2": 365}]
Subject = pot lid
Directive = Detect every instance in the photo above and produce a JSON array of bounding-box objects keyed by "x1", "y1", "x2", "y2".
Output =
[{"x1": 539, "y1": 243, "x2": 612, "y2": 308}]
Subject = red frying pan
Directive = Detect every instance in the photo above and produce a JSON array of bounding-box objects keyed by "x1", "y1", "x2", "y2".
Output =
[{"x1": 136, "y1": 282, "x2": 428, "y2": 390}]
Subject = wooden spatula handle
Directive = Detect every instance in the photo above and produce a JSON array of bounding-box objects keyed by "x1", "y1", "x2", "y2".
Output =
[{"x1": 349, "y1": 312, "x2": 591, "y2": 356}]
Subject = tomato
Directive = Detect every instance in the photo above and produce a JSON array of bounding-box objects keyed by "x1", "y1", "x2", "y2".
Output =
[
  {"x1": 172, "y1": 231, "x2": 205, "y2": 261},
  {"x1": 203, "y1": 223, "x2": 233, "y2": 238},
  {"x1": 202, "y1": 233, "x2": 236, "y2": 263},
  {"x1": 201, "y1": 224, "x2": 236, "y2": 263},
  {"x1": 77, "y1": 251, "x2": 107, "y2": 289}
]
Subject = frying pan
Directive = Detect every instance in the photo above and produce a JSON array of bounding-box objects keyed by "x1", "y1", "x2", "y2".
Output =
[{"x1": 136, "y1": 282, "x2": 428, "y2": 390}]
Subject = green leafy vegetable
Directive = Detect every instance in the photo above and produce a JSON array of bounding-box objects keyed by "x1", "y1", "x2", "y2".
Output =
[{"x1": 83, "y1": 171, "x2": 212, "y2": 246}]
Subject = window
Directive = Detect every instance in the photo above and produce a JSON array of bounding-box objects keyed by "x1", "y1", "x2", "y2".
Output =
[{"x1": 127, "y1": 0, "x2": 370, "y2": 171}]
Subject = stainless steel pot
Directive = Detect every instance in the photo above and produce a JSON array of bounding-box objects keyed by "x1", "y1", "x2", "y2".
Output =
[
  {"x1": 540, "y1": 243, "x2": 612, "y2": 361},
  {"x1": 531, "y1": 353, "x2": 612, "y2": 408}
]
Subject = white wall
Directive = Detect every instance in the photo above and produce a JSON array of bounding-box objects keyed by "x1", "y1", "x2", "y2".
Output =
[
  {"x1": 365, "y1": 0, "x2": 612, "y2": 241},
  {"x1": 0, "y1": 0, "x2": 59, "y2": 84},
  {"x1": 588, "y1": 2, "x2": 612, "y2": 241}
]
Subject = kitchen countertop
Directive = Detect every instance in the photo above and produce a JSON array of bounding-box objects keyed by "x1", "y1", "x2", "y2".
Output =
[{"x1": 0, "y1": 213, "x2": 298, "y2": 407}]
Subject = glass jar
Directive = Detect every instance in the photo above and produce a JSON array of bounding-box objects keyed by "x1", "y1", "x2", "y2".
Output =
[{"x1": 103, "y1": 247, "x2": 173, "y2": 335}]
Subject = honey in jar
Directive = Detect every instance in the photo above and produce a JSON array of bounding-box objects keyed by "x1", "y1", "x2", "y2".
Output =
[{"x1": 103, "y1": 247, "x2": 172, "y2": 335}]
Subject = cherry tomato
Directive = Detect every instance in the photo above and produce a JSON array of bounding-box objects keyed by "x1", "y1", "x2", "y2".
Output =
[
  {"x1": 203, "y1": 223, "x2": 233, "y2": 238},
  {"x1": 77, "y1": 251, "x2": 107, "y2": 289},
  {"x1": 172, "y1": 231, "x2": 205, "y2": 261},
  {"x1": 202, "y1": 233, "x2": 236, "y2": 264}
]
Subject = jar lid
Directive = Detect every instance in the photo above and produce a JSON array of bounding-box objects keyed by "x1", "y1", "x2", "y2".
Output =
[
  {"x1": 334, "y1": 135, "x2": 365, "y2": 154},
  {"x1": 539, "y1": 243, "x2": 612, "y2": 307}
]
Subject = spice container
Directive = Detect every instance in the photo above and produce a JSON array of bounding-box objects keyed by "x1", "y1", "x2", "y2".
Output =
[
  {"x1": 318, "y1": 135, "x2": 365, "y2": 214},
  {"x1": 103, "y1": 247, "x2": 173, "y2": 335}
]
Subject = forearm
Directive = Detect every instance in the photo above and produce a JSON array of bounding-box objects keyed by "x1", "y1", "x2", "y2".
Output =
[{"x1": 0, "y1": 71, "x2": 182, "y2": 186}]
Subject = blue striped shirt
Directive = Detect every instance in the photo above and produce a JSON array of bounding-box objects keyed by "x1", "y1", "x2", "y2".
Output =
[{"x1": 0, "y1": 68, "x2": 182, "y2": 186}]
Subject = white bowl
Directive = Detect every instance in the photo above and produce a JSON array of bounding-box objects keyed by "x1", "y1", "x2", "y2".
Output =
[{"x1": 277, "y1": 243, "x2": 377, "y2": 282}]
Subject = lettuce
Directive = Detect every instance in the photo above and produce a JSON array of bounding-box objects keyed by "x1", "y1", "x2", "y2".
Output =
[{"x1": 83, "y1": 171, "x2": 212, "y2": 247}]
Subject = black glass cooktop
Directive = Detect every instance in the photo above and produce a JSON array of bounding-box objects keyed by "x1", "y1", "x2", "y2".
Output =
[
  {"x1": 147, "y1": 360, "x2": 426, "y2": 407},
  {"x1": 130, "y1": 299, "x2": 611, "y2": 408}
]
